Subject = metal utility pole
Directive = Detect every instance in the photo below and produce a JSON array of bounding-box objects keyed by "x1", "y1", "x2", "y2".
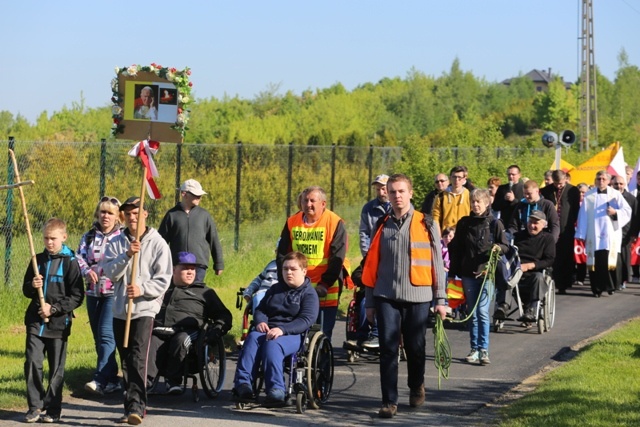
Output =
[{"x1": 580, "y1": 0, "x2": 598, "y2": 151}]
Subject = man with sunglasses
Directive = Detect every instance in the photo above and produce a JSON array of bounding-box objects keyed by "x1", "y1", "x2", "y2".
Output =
[
  {"x1": 432, "y1": 166, "x2": 471, "y2": 233},
  {"x1": 159, "y1": 179, "x2": 224, "y2": 282},
  {"x1": 420, "y1": 173, "x2": 449, "y2": 215}
]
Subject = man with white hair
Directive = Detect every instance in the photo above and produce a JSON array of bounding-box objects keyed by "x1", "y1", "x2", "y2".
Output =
[
  {"x1": 494, "y1": 210, "x2": 555, "y2": 322},
  {"x1": 576, "y1": 171, "x2": 632, "y2": 297}
]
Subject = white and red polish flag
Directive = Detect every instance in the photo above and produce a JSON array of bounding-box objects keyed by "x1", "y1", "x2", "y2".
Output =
[{"x1": 128, "y1": 139, "x2": 162, "y2": 199}]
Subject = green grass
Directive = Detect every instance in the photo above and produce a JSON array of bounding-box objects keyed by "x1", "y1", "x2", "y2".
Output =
[
  {"x1": 498, "y1": 318, "x2": 640, "y2": 427},
  {"x1": 0, "y1": 204, "x2": 362, "y2": 410}
]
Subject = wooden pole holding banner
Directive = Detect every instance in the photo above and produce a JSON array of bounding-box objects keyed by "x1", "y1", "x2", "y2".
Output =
[
  {"x1": 8, "y1": 150, "x2": 48, "y2": 322},
  {"x1": 123, "y1": 165, "x2": 148, "y2": 348}
]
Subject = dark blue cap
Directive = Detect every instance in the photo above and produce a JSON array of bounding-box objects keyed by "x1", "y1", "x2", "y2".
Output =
[{"x1": 177, "y1": 251, "x2": 197, "y2": 265}]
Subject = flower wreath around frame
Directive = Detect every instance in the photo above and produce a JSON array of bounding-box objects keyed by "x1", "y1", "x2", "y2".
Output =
[{"x1": 111, "y1": 63, "x2": 193, "y2": 137}]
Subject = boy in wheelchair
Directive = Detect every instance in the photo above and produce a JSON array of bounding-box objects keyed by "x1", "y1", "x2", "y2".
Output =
[
  {"x1": 148, "y1": 252, "x2": 232, "y2": 394},
  {"x1": 233, "y1": 251, "x2": 319, "y2": 406},
  {"x1": 493, "y1": 211, "x2": 555, "y2": 323}
]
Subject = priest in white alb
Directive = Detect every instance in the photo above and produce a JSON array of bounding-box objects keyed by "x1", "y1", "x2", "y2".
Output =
[{"x1": 576, "y1": 170, "x2": 632, "y2": 297}]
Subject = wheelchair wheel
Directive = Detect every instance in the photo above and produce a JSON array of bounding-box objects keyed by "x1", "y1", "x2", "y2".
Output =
[
  {"x1": 544, "y1": 280, "x2": 556, "y2": 332},
  {"x1": 199, "y1": 334, "x2": 226, "y2": 398},
  {"x1": 295, "y1": 391, "x2": 307, "y2": 414},
  {"x1": 306, "y1": 331, "x2": 334, "y2": 409}
]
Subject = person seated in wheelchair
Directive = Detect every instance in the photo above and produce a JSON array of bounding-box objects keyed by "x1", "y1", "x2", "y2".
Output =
[
  {"x1": 494, "y1": 210, "x2": 555, "y2": 323},
  {"x1": 148, "y1": 251, "x2": 232, "y2": 394},
  {"x1": 242, "y1": 259, "x2": 278, "y2": 315},
  {"x1": 233, "y1": 251, "x2": 319, "y2": 406}
]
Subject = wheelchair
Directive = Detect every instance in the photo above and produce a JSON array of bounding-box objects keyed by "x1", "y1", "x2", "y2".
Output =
[
  {"x1": 492, "y1": 269, "x2": 556, "y2": 334},
  {"x1": 342, "y1": 284, "x2": 381, "y2": 362},
  {"x1": 150, "y1": 322, "x2": 226, "y2": 402},
  {"x1": 235, "y1": 323, "x2": 334, "y2": 414}
]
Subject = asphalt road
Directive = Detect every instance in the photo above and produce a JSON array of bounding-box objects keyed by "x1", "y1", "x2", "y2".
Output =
[{"x1": 2, "y1": 282, "x2": 639, "y2": 426}]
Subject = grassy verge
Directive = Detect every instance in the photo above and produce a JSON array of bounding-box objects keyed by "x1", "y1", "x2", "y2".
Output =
[{"x1": 498, "y1": 318, "x2": 640, "y2": 427}]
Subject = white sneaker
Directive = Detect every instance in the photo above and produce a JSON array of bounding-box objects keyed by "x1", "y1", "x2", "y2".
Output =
[
  {"x1": 166, "y1": 382, "x2": 183, "y2": 395},
  {"x1": 84, "y1": 380, "x2": 104, "y2": 395},
  {"x1": 104, "y1": 382, "x2": 122, "y2": 394},
  {"x1": 465, "y1": 349, "x2": 479, "y2": 363}
]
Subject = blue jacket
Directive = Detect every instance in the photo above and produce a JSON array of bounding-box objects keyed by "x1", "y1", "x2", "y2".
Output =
[
  {"x1": 254, "y1": 277, "x2": 319, "y2": 335},
  {"x1": 23, "y1": 244, "x2": 84, "y2": 339}
]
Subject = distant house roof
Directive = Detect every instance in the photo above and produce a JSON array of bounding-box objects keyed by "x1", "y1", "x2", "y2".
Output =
[{"x1": 502, "y1": 68, "x2": 573, "y2": 89}]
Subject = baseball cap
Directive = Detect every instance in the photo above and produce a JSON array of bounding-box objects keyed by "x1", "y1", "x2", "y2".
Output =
[
  {"x1": 176, "y1": 251, "x2": 197, "y2": 265},
  {"x1": 371, "y1": 174, "x2": 389, "y2": 186},
  {"x1": 180, "y1": 179, "x2": 207, "y2": 196},
  {"x1": 529, "y1": 210, "x2": 547, "y2": 222},
  {"x1": 119, "y1": 196, "x2": 147, "y2": 211}
]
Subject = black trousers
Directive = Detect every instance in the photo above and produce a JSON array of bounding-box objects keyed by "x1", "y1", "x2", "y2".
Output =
[
  {"x1": 553, "y1": 235, "x2": 575, "y2": 290},
  {"x1": 588, "y1": 250, "x2": 616, "y2": 294},
  {"x1": 148, "y1": 330, "x2": 197, "y2": 385},
  {"x1": 114, "y1": 317, "x2": 153, "y2": 416},
  {"x1": 24, "y1": 333, "x2": 68, "y2": 416},
  {"x1": 496, "y1": 271, "x2": 547, "y2": 308}
]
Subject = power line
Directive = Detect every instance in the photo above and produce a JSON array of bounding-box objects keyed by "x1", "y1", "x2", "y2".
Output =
[{"x1": 619, "y1": 0, "x2": 640, "y2": 15}]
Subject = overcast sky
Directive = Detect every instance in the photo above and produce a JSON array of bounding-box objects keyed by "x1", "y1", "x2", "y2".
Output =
[{"x1": 2, "y1": 0, "x2": 639, "y2": 123}]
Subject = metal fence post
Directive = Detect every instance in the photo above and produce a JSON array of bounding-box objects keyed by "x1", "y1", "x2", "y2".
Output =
[
  {"x1": 330, "y1": 143, "x2": 336, "y2": 211},
  {"x1": 99, "y1": 138, "x2": 106, "y2": 198},
  {"x1": 5, "y1": 136, "x2": 15, "y2": 285},
  {"x1": 286, "y1": 142, "x2": 293, "y2": 218},
  {"x1": 368, "y1": 144, "x2": 374, "y2": 200},
  {"x1": 175, "y1": 142, "x2": 182, "y2": 204},
  {"x1": 234, "y1": 142, "x2": 242, "y2": 251}
]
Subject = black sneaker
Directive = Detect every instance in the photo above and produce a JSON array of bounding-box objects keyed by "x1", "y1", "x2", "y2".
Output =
[
  {"x1": 493, "y1": 303, "x2": 508, "y2": 320},
  {"x1": 519, "y1": 308, "x2": 536, "y2": 322},
  {"x1": 233, "y1": 383, "x2": 254, "y2": 402},
  {"x1": 40, "y1": 413, "x2": 61, "y2": 423},
  {"x1": 24, "y1": 409, "x2": 41, "y2": 423}
]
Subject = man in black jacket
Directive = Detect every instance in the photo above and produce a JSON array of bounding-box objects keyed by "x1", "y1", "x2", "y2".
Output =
[
  {"x1": 147, "y1": 252, "x2": 232, "y2": 394},
  {"x1": 492, "y1": 165, "x2": 524, "y2": 226},
  {"x1": 540, "y1": 170, "x2": 581, "y2": 293},
  {"x1": 611, "y1": 175, "x2": 639, "y2": 290},
  {"x1": 494, "y1": 211, "x2": 555, "y2": 322},
  {"x1": 158, "y1": 179, "x2": 224, "y2": 282}
]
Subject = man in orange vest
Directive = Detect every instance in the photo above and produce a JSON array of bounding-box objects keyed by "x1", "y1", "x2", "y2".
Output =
[
  {"x1": 362, "y1": 174, "x2": 448, "y2": 419},
  {"x1": 277, "y1": 186, "x2": 347, "y2": 342}
]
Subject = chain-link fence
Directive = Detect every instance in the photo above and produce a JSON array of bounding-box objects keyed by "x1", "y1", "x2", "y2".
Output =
[{"x1": 0, "y1": 138, "x2": 402, "y2": 286}]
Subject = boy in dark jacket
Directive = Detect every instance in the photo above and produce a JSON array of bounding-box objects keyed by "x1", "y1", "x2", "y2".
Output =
[
  {"x1": 23, "y1": 218, "x2": 84, "y2": 423},
  {"x1": 147, "y1": 252, "x2": 232, "y2": 394}
]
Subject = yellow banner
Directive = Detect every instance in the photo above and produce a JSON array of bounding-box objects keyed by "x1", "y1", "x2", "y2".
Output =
[
  {"x1": 549, "y1": 159, "x2": 575, "y2": 172},
  {"x1": 567, "y1": 143, "x2": 618, "y2": 185}
]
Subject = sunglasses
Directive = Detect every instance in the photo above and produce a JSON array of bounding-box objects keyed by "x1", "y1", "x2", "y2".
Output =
[{"x1": 100, "y1": 196, "x2": 121, "y2": 206}]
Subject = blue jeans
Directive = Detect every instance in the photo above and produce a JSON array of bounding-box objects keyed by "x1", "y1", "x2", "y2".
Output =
[
  {"x1": 356, "y1": 297, "x2": 378, "y2": 341},
  {"x1": 318, "y1": 306, "x2": 338, "y2": 343},
  {"x1": 234, "y1": 331, "x2": 302, "y2": 393},
  {"x1": 86, "y1": 294, "x2": 118, "y2": 386},
  {"x1": 375, "y1": 297, "x2": 429, "y2": 405},
  {"x1": 461, "y1": 276, "x2": 491, "y2": 351}
]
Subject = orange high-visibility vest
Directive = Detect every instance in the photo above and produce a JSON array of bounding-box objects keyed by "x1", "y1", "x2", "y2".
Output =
[
  {"x1": 362, "y1": 211, "x2": 434, "y2": 287},
  {"x1": 287, "y1": 209, "x2": 343, "y2": 307}
]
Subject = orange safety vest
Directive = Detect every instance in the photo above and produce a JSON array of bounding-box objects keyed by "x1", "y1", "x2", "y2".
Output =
[
  {"x1": 362, "y1": 211, "x2": 434, "y2": 287},
  {"x1": 287, "y1": 209, "x2": 344, "y2": 307}
]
